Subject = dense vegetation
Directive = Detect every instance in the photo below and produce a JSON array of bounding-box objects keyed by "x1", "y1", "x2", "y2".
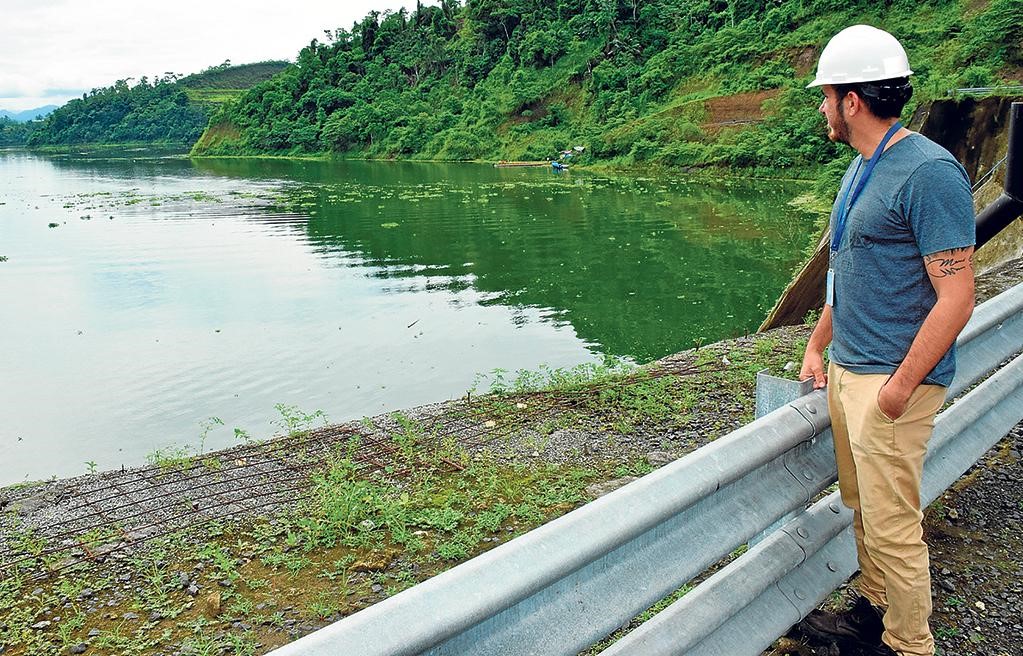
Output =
[
  {"x1": 27, "y1": 61, "x2": 288, "y2": 147},
  {"x1": 193, "y1": 0, "x2": 1021, "y2": 175},
  {"x1": 0, "y1": 117, "x2": 39, "y2": 146}
]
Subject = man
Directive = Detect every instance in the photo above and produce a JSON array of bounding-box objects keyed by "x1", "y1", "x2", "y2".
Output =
[{"x1": 797, "y1": 25, "x2": 976, "y2": 656}]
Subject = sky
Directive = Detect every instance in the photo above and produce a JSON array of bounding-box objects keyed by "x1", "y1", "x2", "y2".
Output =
[{"x1": 0, "y1": 0, "x2": 431, "y2": 112}]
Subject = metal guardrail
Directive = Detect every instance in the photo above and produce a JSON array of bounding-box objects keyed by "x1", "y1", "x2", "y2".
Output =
[
  {"x1": 947, "y1": 85, "x2": 1023, "y2": 96},
  {"x1": 267, "y1": 283, "x2": 1023, "y2": 656},
  {"x1": 971, "y1": 154, "x2": 1006, "y2": 192}
]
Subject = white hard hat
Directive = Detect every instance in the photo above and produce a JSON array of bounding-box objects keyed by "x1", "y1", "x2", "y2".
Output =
[{"x1": 806, "y1": 25, "x2": 912, "y2": 88}]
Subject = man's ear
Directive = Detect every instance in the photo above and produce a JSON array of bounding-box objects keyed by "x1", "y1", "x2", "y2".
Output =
[{"x1": 844, "y1": 91, "x2": 863, "y2": 117}]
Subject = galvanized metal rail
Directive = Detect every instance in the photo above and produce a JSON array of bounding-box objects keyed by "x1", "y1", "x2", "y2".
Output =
[{"x1": 267, "y1": 282, "x2": 1023, "y2": 656}]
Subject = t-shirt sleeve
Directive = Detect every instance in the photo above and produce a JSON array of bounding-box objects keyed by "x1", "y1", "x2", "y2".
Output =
[{"x1": 899, "y1": 157, "x2": 976, "y2": 256}]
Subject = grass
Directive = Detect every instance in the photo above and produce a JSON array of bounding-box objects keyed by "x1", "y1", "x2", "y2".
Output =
[
  {"x1": 184, "y1": 89, "x2": 248, "y2": 105},
  {"x1": 0, "y1": 330, "x2": 809, "y2": 656},
  {"x1": 0, "y1": 438, "x2": 603, "y2": 654}
]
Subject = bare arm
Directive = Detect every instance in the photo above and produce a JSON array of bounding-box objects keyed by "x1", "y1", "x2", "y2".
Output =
[
  {"x1": 878, "y1": 246, "x2": 975, "y2": 418},
  {"x1": 800, "y1": 303, "x2": 833, "y2": 389}
]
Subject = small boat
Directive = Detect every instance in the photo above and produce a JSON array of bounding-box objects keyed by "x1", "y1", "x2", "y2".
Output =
[
  {"x1": 494, "y1": 161, "x2": 550, "y2": 168},
  {"x1": 551, "y1": 161, "x2": 569, "y2": 170}
]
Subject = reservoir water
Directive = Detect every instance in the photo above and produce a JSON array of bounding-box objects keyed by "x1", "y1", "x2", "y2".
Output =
[{"x1": 0, "y1": 149, "x2": 817, "y2": 484}]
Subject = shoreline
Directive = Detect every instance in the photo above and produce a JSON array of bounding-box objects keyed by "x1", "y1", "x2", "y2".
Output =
[{"x1": 6, "y1": 144, "x2": 823, "y2": 184}]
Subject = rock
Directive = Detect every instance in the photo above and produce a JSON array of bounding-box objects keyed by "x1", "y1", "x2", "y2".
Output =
[
  {"x1": 90, "y1": 542, "x2": 122, "y2": 559},
  {"x1": 352, "y1": 549, "x2": 398, "y2": 572},
  {"x1": 187, "y1": 583, "x2": 200, "y2": 596},
  {"x1": 200, "y1": 591, "x2": 222, "y2": 617},
  {"x1": 88, "y1": 628, "x2": 101, "y2": 637},
  {"x1": 645, "y1": 451, "x2": 675, "y2": 467},
  {"x1": 70, "y1": 643, "x2": 87, "y2": 654},
  {"x1": 122, "y1": 612, "x2": 139, "y2": 620},
  {"x1": 585, "y1": 476, "x2": 638, "y2": 499},
  {"x1": 148, "y1": 610, "x2": 163, "y2": 622},
  {"x1": 176, "y1": 572, "x2": 190, "y2": 588},
  {"x1": 31, "y1": 620, "x2": 51, "y2": 630},
  {"x1": 12, "y1": 494, "x2": 50, "y2": 516},
  {"x1": 371, "y1": 584, "x2": 383, "y2": 593},
  {"x1": 939, "y1": 579, "x2": 956, "y2": 593},
  {"x1": 78, "y1": 588, "x2": 93, "y2": 599}
]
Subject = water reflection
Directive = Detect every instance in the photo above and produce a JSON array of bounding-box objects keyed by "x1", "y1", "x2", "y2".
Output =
[
  {"x1": 193, "y1": 158, "x2": 810, "y2": 359},
  {"x1": 0, "y1": 150, "x2": 815, "y2": 484}
]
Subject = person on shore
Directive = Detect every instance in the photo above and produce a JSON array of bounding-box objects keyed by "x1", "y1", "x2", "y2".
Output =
[{"x1": 797, "y1": 24, "x2": 976, "y2": 656}]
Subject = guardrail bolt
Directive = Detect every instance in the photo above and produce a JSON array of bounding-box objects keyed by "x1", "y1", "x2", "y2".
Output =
[
  {"x1": 805, "y1": 405, "x2": 817, "y2": 414},
  {"x1": 796, "y1": 527, "x2": 809, "y2": 539},
  {"x1": 794, "y1": 588, "x2": 807, "y2": 600},
  {"x1": 827, "y1": 561, "x2": 838, "y2": 572},
  {"x1": 828, "y1": 503, "x2": 841, "y2": 513}
]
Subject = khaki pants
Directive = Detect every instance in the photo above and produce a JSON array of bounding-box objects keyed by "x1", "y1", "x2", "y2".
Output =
[{"x1": 828, "y1": 362, "x2": 946, "y2": 656}]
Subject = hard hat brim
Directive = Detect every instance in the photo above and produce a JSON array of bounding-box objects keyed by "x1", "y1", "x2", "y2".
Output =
[{"x1": 805, "y1": 68, "x2": 913, "y2": 89}]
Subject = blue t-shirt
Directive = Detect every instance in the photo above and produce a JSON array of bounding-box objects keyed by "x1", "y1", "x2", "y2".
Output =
[{"x1": 829, "y1": 133, "x2": 975, "y2": 386}]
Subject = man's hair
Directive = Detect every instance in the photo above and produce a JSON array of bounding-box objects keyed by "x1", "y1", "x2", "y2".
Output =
[{"x1": 834, "y1": 77, "x2": 913, "y2": 119}]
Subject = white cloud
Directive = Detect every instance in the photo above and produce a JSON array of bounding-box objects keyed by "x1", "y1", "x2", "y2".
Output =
[{"x1": 0, "y1": 0, "x2": 428, "y2": 111}]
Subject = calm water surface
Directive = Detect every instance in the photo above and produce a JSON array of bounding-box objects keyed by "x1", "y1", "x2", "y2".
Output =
[{"x1": 0, "y1": 149, "x2": 816, "y2": 484}]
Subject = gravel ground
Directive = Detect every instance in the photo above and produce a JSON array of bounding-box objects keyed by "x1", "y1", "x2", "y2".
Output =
[{"x1": 926, "y1": 420, "x2": 1023, "y2": 656}]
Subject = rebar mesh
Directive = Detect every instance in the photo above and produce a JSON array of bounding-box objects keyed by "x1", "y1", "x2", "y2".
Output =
[{"x1": 0, "y1": 352, "x2": 736, "y2": 577}]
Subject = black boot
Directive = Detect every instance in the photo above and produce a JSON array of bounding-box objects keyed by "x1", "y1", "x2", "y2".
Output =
[{"x1": 799, "y1": 595, "x2": 891, "y2": 653}]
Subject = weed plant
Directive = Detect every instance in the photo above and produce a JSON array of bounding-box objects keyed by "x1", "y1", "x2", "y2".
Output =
[{"x1": 0, "y1": 330, "x2": 808, "y2": 655}]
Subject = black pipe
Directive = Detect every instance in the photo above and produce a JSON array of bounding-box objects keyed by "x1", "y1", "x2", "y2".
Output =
[{"x1": 976, "y1": 101, "x2": 1023, "y2": 248}]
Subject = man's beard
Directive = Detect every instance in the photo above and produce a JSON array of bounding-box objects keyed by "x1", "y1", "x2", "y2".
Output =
[{"x1": 828, "y1": 104, "x2": 850, "y2": 145}]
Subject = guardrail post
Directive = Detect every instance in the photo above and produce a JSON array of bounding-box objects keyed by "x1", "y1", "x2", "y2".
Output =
[{"x1": 751, "y1": 371, "x2": 815, "y2": 545}]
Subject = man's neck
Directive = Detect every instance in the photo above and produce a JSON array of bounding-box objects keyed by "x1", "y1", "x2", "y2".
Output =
[{"x1": 849, "y1": 118, "x2": 905, "y2": 159}]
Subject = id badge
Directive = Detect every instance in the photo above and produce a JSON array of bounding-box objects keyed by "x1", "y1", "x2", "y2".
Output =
[{"x1": 826, "y1": 269, "x2": 835, "y2": 307}]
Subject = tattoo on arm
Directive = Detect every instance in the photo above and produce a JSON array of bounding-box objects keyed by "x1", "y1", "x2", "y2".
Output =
[{"x1": 925, "y1": 247, "x2": 974, "y2": 278}]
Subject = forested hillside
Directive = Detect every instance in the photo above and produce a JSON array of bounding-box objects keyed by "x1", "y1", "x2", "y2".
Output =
[
  {"x1": 192, "y1": 0, "x2": 1021, "y2": 173},
  {"x1": 0, "y1": 117, "x2": 39, "y2": 146},
  {"x1": 27, "y1": 61, "x2": 288, "y2": 147}
]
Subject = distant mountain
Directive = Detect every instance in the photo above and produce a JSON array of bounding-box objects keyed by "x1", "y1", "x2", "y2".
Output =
[{"x1": 0, "y1": 106, "x2": 59, "y2": 122}]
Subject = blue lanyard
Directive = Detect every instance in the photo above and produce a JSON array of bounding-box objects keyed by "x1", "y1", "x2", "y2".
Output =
[{"x1": 831, "y1": 121, "x2": 902, "y2": 253}]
